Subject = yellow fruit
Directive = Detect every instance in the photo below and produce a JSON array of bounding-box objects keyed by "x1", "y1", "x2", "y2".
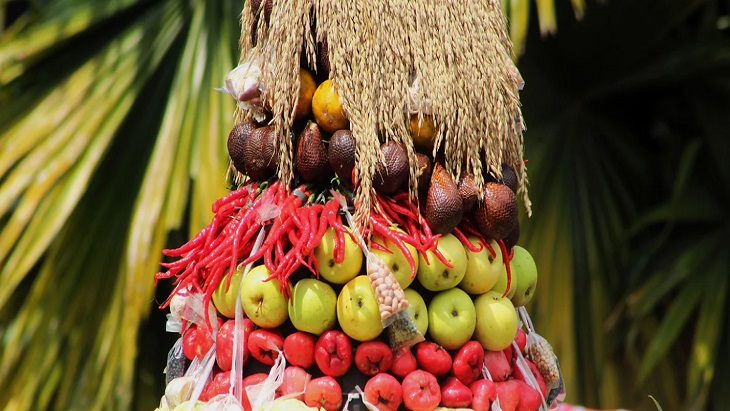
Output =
[
  {"x1": 295, "y1": 69, "x2": 317, "y2": 120},
  {"x1": 409, "y1": 114, "x2": 437, "y2": 152},
  {"x1": 312, "y1": 80, "x2": 349, "y2": 133}
]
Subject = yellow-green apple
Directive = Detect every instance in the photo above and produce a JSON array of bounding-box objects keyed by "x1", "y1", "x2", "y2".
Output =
[
  {"x1": 240, "y1": 264, "x2": 289, "y2": 328},
  {"x1": 490, "y1": 259, "x2": 516, "y2": 299},
  {"x1": 288, "y1": 278, "x2": 337, "y2": 335},
  {"x1": 474, "y1": 291, "x2": 518, "y2": 351},
  {"x1": 427, "y1": 288, "x2": 476, "y2": 350},
  {"x1": 212, "y1": 266, "x2": 244, "y2": 318},
  {"x1": 404, "y1": 288, "x2": 428, "y2": 335},
  {"x1": 459, "y1": 238, "x2": 502, "y2": 295},
  {"x1": 314, "y1": 226, "x2": 363, "y2": 284},
  {"x1": 416, "y1": 233, "x2": 467, "y2": 291},
  {"x1": 336, "y1": 275, "x2": 383, "y2": 341},
  {"x1": 371, "y1": 231, "x2": 418, "y2": 289},
  {"x1": 509, "y1": 246, "x2": 538, "y2": 307}
]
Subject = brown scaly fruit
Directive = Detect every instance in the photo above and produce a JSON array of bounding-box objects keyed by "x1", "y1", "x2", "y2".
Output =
[
  {"x1": 424, "y1": 163, "x2": 463, "y2": 235},
  {"x1": 457, "y1": 173, "x2": 478, "y2": 214},
  {"x1": 242, "y1": 126, "x2": 275, "y2": 180},
  {"x1": 296, "y1": 121, "x2": 332, "y2": 183},
  {"x1": 415, "y1": 153, "x2": 432, "y2": 195},
  {"x1": 503, "y1": 221, "x2": 520, "y2": 250},
  {"x1": 501, "y1": 164, "x2": 519, "y2": 193},
  {"x1": 473, "y1": 182, "x2": 518, "y2": 240},
  {"x1": 317, "y1": 39, "x2": 330, "y2": 78},
  {"x1": 228, "y1": 121, "x2": 257, "y2": 174},
  {"x1": 373, "y1": 141, "x2": 409, "y2": 194},
  {"x1": 260, "y1": 127, "x2": 279, "y2": 171},
  {"x1": 328, "y1": 129, "x2": 356, "y2": 183}
]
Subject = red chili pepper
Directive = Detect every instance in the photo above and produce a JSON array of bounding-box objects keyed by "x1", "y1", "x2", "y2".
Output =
[
  {"x1": 452, "y1": 226, "x2": 482, "y2": 253},
  {"x1": 368, "y1": 214, "x2": 418, "y2": 279},
  {"x1": 497, "y1": 239, "x2": 512, "y2": 298}
]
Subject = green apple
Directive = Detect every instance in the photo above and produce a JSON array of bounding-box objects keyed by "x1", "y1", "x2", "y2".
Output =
[
  {"x1": 458, "y1": 237, "x2": 503, "y2": 295},
  {"x1": 314, "y1": 226, "x2": 363, "y2": 284},
  {"x1": 473, "y1": 290, "x2": 518, "y2": 351},
  {"x1": 371, "y1": 231, "x2": 418, "y2": 289},
  {"x1": 510, "y1": 246, "x2": 538, "y2": 307},
  {"x1": 404, "y1": 288, "x2": 428, "y2": 336},
  {"x1": 427, "y1": 288, "x2": 477, "y2": 350},
  {"x1": 416, "y1": 233, "x2": 467, "y2": 291},
  {"x1": 212, "y1": 266, "x2": 244, "y2": 318},
  {"x1": 240, "y1": 264, "x2": 289, "y2": 328},
  {"x1": 336, "y1": 275, "x2": 383, "y2": 341},
  {"x1": 490, "y1": 259, "x2": 516, "y2": 299},
  {"x1": 288, "y1": 278, "x2": 337, "y2": 335}
]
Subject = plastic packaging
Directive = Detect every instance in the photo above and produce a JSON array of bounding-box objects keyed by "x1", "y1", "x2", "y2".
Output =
[
  {"x1": 216, "y1": 50, "x2": 267, "y2": 121},
  {"x1": 513, "y1": 340, "x2": 549, "y2": 411},
  {"x1": 165, "y1": 338, "x2": 188, "y2": 385}
]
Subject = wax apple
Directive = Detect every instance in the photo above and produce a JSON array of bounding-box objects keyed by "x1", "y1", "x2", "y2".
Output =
[
  {"x1": 484, "y1": 349, "x2": 512, "y2": 382},
  {"x1": 242, "y1": 373, "x2": 268, "y2": 411},
  {"x1": 510, "y1": 246, "x2": 538, "y2": 307},
  {"x1": 364, "y1": 373, "x2": 403, "y2": 411},
  {"x1": 314, "y1": 330, "x2": 353, "y2": 377},
  {"x1": 416, "y1": 233, "x2": 467, "y2": 291},
  {"x1": 474, "y1": 291, "x2": 518, "y2": 351},
  {"x1": 470, "y1": 379, "x2": 497, "y2": 411},
  {"x1": 278, "y1": 366, "x2": 311, "y2": 401},
  {"x1": 401, "y1": 370, "x2": 441, "y2": 411},
  {"x1": 355, "y1": 341, "x2": 394, "y2": 376},
  {"x1": 216, "y1": 318, "x2": 254, "y2": 371},
  {"x1": 515, "y1": 328, "x2": 527, "y2": 353},
  {"x1": 248, "y1": 328, "x2": 284, "y2": 365},
  {"x1": 515, "y1": 380, "x2": 544, "y2": 411},
  {"x1": 336, "y1": 275, "x2": 383, "y2": 341},
  {"x1": 404, "y1": 288, "x2": 428, "y2": 336},
  {"x1": 371, "y1": 232, "x2": 419, "y2": 289},
  {"x1": 427, "y1": 288, "x2": 476, "y2": 350},
  {"x1": 494, "y1": 380, "x2": 522, "y2": 411},
  {"x1": 200, "y1": 371, "x2": 230, "y2": 401},
  {"x1": 459, "y1": 237, "x2": 502, "y2": 294},
  {"x1": 240, "y1": 265, "x2": 289, "y2": 328},
  {"x1": 288, "y1": 278, "x2": 337, "y2": 335},
  {"x1": 304, "y1": 376, "x2": 343, "y2": 411},
  {"x1": 182, "y1": 323, "x2": 215, "y2": 361},
  {"x1": 513, "y1": 358, "x2": 548, "y2": 397},
  {"x1": 414, "y1": 341, "x2": 452, "y2": 377},
  {"x1": 451, "y1": 340, "x2": 485, "y2": 386},
  {"x1": 283, "y1": 331, "x2": 317, "y2": 369},
  {"x1": 390, "y1": 347, "x2": 418, "y2": 378},
  {"x1": 314, "y1": 226, "x2": 363, "y2": 284},
  {"x1": 440, "y1": 377, "x2": 473, "y2": 408}
]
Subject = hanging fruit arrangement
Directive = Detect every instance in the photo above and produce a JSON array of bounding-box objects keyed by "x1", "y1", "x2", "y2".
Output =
[{"x1": 153, "y1": 1, "x2": 565, "y2": 410}]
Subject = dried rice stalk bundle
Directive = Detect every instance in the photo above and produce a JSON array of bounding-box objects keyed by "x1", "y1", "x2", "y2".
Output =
[{"x1": 235, "y1": 0, "x2": 531, "y2": 222}]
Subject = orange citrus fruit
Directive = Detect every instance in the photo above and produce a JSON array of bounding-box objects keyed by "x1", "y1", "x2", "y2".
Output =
[
  {"x1": 295, "y1": 69, "x2": 317, "y2": 121},
  {"x1": 312, "y1": 80, "x2": 349, "y2": 133},
  {"x1": 409, "y1": 114, "x2": 437, "y2": 152}
]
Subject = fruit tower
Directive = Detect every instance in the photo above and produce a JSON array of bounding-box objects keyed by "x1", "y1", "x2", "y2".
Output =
[{"x1": 154, "y1": 1, "x2": 565, "y2": 410}]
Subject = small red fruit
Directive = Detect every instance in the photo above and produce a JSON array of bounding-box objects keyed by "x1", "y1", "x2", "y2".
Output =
[
  {"x1": 248, "y1": 328, "x2": 284, "y2": 365},
  {"x1": 242, "y1": 372, "x2": 268, "y2": 411},
  {"x1": 182, "y1": 323, "x2": 215, "y2": 360},
  {"x1": 216, "y1": 318, "x2": 254, "y2": 371},
  {"x1": 363, "y1": 373, "x2": 403, "y2": 411},
  {"x1": 278, "y1": 366, "x2": 311, "y2": 401},
  {"x1": 304, "y1": 376, "x2": 343, "y2": 411},
  {"x1": 515, "y1": 379, "x2": 543, "y2": 411},
  {"x1": 401, "y1": 370, "x2": 441, "y2": 411},
  {"x1": 514, "y1": 329, "x2": 527, "y2": 353},
  {"x1": 483, "y1": 349, "x2": 512, "y2": 381},
  {"x1": 469, "y1": 379, "x2": 497, "y2": 411},
  {"x1": 283, "y1": 331, "x2": 317, "y2": 369},
  {"x1": 200, "y1": 371, "x2": 230, "y2": 401},
  {"x1": 414, "y1": 341, "x2": 452, "y2": 377},
  {"x1": 440, "y1": 376, "x2": 473, "y2": 408},
  {"x1": 513, "y1": 358, "x2": 548, "y2": 397},
  {"x1": 314, "y1": 330, "x2": 353, "y2": 377},
  {"x1": 390, "y1": 347, "x2": 418, "y2": 378},
  {"x1": 355, "y1": 341, "x2": 394, "y2": 376},
  {"x1": 494, "y1": 380, "x2": 521, "y2": 411},
  {"x1": 452, "y1": 340, "x2": 485, "y2": 386}
]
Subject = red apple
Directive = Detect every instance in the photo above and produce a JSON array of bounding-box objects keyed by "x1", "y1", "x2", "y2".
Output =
[
  {"x1": 483, "y1": 349, "x2": 512, "y2": 381},
  {"x1": 182, "y1": 323, "x2": 215, "y2": 360},
  {"x1": 503, "y1": 344, "x2": 514, "y2": 364},
  {"x1": 364, "y1": 373, "x2": 403, "y2": 411},
  {"x1": 304, "y1": 376, "x2": 343, "y2": 411},
  {"x1": 414, "y1": 341, "x2": 452, "y2": 377},
  {"x1": 355, "y1": 341, "x2": 394, "y2": 376},
  {"x1": 242, "y1": 373, "x2": 268, "y2": 411},
  {"x1": 216, "y1": 318, "x2": 254, "y2": 371},
  {"x1": 515, "y1": 379, "x2": 543, "y2": 411},
  {"x1": 515, "y1": 329, "x2": 527, "y2": 353},
  {"x1": 513, "y1": 358, "x2": 548, "y2": 397},
  {"x1": 452, "y1": 340, "x2": 484, "y2": 385},
  {"x1": 200, "y1": 371, "x2": 230, "y2": 401},
  {"x1": 314, "y1": 330, "x2": 353, "y2": 377},
  {"x1": 469, "y1": 379, "x2": 497, "y2": 411},
  {"x1": 440, "y1": 377, "x2": 473, "y2": 408},
  {"x1": 390, "y1": 347, "x2": 418, "y2": 378},
  {"x1": 494, "y1": 380, "x2": 521, "y2": 411},
  {"x1": 401, "y1": 370, "x2": 441, "y2": 411},
  {"x1": 283, "y1": 331, "x2": 317, "y2": 369},
  {"x1": 248, "y1": 328, "x2": 284, "y2": 365},
  {"x1": 277, "y1": 366, "x2": 311, "y2": 401}
]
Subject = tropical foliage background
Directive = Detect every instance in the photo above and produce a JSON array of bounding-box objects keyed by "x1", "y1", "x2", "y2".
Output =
[{"x1": 1, "y1": 0, "x2": 728, "y2": 410}]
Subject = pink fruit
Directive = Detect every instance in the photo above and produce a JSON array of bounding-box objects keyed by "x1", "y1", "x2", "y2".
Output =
[
  {"x1": 440, "y1": 377, "x2": 473, "y2": 408},
  {"x1": 390, "y1": 347, "x2": 417, "y2": 378},
  {"x1": 515, "y1": 379, "x2": 543, "y2": 411},
  {"x1": 277, "y1": 366, "x2": 311, "y2": 401},
  {"x1": 248, "y1": 329, "x2": 284, "y2": 365},
  {"x1": 182, "y1": 323, "x2": 216, "y2": 360},
  {"x1": 470, "y1": 379, "x2": 497, "y2": 411},
  {"x1": 355, "y1": 341, "x2": 394, "y2": 376},
  {"x1": 494, "y1": 380, "x2": 521, "y2": 411},
  {"x1": 283, "y1": 331, "x2": 317, "y2": 369},
  {"x1": 452, "y1": 340, "x2": 485, "y2": 385},
  {"x1": 216, "y1": 318, "x2": 254, "y2": 371},
  {"x1": 415, "y1": 341, "x2": 452, "y2": 377},
  {"x1": 484, "y1": 349, "x2": 512, "y2": 381},
  {"x1": 200, "y1": 371, "x2": 230, "y2": 401},
  {"x1": 314, "y1": 330, "x2": 352, "y2": 377},
  {"x1": 363, "y1": 373, "x2": 403, "y2": 411},
  {"x1": 513, "y1": 358, "x2": 548, "y2": 397},
  {"x1": 514, "y1": 329, "x2": 527, "y2": 353},
  {"x1": 304, "y1": 376, "x2": 343, "y2": 411},
  {"x1": 242, "y1": 373, "x2": 268, "y2": 411},
  {"x1": 401, "y1": 370, "x2": 441, "y2": 411}
]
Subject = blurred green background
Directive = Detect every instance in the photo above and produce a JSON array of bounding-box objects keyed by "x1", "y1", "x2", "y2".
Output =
[{"x1": 1, "y1": 0, "x2": 729, "y2": 410}]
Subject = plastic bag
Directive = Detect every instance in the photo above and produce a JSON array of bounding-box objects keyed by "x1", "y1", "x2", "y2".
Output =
[
  {"x1": 165, "y1": 338, "x2": 188, "y2": 385},
  {"x1": 513, "y1": 341, "x2": 549, "y2": 411},
  {"x1": 406, "y1": 75, "x2": 433, "y2": 115},
  {"x1": 246, "y1": 341, "x2": 287, "y2": 411},
  {"x1": 180, "y1": 345, "x2": 218, "y2": 411},
  {"x1": 217, "y1": 50, "x2": 267, "y2": 121},
  {"x1": 518, "y1": 307, "x2": 566, "y2": 409}
]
